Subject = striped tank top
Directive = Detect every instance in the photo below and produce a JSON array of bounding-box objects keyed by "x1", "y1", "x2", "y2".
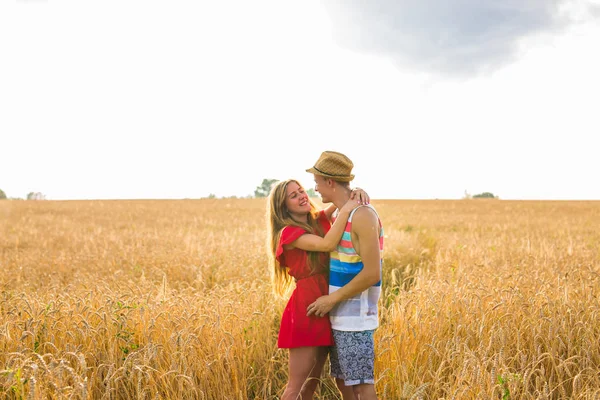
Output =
[{"x1": 329, "y1": 204, "x2": 384, "y2": 331}]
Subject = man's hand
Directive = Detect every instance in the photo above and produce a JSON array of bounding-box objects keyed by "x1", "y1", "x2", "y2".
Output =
[{"x1": 307, "y1": 295, "x2": 335, "y2": 317}]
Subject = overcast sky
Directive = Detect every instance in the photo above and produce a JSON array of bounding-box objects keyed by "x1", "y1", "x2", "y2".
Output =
[{"x1": 1, "y1": 0, "x2": 599, "y2": 200}]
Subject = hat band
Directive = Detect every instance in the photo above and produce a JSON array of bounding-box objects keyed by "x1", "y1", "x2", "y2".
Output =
[{"x1": 313, "y1": 166, "x2": 350, "y2": 177}]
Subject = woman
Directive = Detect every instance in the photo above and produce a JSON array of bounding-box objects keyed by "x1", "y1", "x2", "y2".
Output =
[{"x1": 266, "y1": 179, "x2": 368, "y2": 400}]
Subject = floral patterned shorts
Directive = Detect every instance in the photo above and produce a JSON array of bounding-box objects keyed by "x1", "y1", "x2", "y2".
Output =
[{"x1": 330, "y1": 329, "x2": 375, "y2": 386}]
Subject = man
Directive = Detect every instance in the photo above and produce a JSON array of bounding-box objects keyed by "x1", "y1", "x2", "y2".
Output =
[{"x1": 305, "y1": 150, "x2": 384, "y2": 400}]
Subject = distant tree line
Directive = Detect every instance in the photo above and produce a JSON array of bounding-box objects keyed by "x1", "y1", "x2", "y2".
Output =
[
  {"x1": 0, "y1": 188, "x2": 46, "y2": 200},
  {"x1": 202, "y1": 194, "x2": 255, "y2": 200},
  {"x1": 463, "y1": 190, "x2": 499, "y2": 199},
  {"x1": 0, "y1": 184, "x2": 498, "y2": 201},
  {"x1": 253, "y1": 179, "x2": 317, "y2": 198},
  {"x1": 201, "y1": 179, "x2": 318, "y2": 200},
  {"x1": 472, "y1": 192, "x2": 498, "y2": 199}
]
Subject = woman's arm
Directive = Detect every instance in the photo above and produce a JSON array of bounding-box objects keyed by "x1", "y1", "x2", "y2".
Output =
[
  {"x1": 322, "y1": 188, "x2": 370, "y2": 220},
  {"x1": 287, "y1": 199, "x2": 360, "y2": 252}
]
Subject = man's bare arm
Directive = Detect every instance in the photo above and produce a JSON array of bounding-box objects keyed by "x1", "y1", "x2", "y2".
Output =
[{"x1": 307, "y1": 207, "x2": 381, "y2": 316}]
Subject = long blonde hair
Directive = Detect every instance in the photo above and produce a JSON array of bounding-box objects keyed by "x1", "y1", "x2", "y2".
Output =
[{"x1": 266, "y1": 179, "x2": 326, "y2": 297}]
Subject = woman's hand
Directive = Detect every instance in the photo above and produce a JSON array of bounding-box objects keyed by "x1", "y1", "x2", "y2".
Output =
[
  {"x1": 350, "y1": 187, "x2": 370, "y2": 205},
  {"x1": 341, "y1": 197, "x2": 361, "y2": 214}
]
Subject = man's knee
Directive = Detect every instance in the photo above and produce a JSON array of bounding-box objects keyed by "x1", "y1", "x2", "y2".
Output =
[{"x1": 352, "y1": 383, "x2": 376, "y2": 398}]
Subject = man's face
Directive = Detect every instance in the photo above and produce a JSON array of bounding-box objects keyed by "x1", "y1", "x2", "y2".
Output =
[{"x1": 313, "y1": 175, "x2": 331, "y2": 203}]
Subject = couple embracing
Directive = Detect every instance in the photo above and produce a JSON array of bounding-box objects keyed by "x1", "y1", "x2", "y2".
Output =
[{"x1": 266, "y1": 151, "x2": 384, "y2": 400}]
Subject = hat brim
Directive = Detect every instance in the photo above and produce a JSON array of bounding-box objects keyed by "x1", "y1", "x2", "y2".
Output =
[{"x1": 306, "y1": 167, "x2": 354, "y2": 182}]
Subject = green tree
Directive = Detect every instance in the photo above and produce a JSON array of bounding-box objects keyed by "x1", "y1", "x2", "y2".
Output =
[
  {"x1": 307, "y1": 188, "x2": 317, "y2": 198},
  {"x1": 0, "y1": 189, "x2": 6, "y2": 200},
  {"x1": 473, "y1": 192, "x2": 497, "y2": 199},
  {"x1": 27, "y1": 192, "x2": 46, "y2": 200},
  {"x1": 254, "y1": 179, "x2": 279, "y2": 198}
]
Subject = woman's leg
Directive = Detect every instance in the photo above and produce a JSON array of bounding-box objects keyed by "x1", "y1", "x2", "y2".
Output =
[{"x1": 282, "y1": 346, "x2": 328, "y2": 400}]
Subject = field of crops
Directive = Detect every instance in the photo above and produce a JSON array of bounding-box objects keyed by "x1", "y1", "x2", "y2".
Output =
[{"x1": 1, "y1": 198, "x2": 600, "y2": 399}]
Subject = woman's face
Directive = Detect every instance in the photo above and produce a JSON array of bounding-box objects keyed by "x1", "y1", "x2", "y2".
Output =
[{"x1": 285, "y1": 181, "x2": 311, "y2": 216}]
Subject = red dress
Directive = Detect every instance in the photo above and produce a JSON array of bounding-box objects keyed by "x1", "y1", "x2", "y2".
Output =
[{"x1": 276, "y1": 211, "x2": 334, "y2": 348}]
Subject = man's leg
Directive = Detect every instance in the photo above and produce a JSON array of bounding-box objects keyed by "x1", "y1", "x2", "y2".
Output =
[
  {"x1": 332, "y1": 329, "x2": 377, "y2": 400},
  {"x1": 352, "y1": 383, "x2": 377, "y2": 400},
  {"x1": 330, "y1": 339, "x2": 356, "y2": 400},
  {"x1": 336, "y1": 378, "x2": 357, "y2": 400}
]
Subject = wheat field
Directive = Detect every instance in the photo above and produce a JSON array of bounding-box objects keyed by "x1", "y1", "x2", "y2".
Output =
[{"x1": 1, "y1": 198, "x2": 600, "y2": 399}]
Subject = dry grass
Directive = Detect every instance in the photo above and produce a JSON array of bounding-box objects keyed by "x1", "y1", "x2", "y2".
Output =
[{"x1": 1, "y1": 198, "x2": 599, "y2": 399}]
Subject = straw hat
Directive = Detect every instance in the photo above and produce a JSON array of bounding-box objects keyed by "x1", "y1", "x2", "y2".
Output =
[{"x1": 306, "y1": 151, "x2": 355, "y2": 182}]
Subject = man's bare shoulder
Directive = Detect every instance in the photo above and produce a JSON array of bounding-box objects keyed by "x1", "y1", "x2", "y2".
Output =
[{"x1": 352, "y1": 206, "x2": 379, "y2": 230}]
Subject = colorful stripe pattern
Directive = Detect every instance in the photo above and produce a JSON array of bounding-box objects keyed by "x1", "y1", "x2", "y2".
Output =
[{"x1": 329, "y1": 204, "x2": 384, "y2": 331}]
